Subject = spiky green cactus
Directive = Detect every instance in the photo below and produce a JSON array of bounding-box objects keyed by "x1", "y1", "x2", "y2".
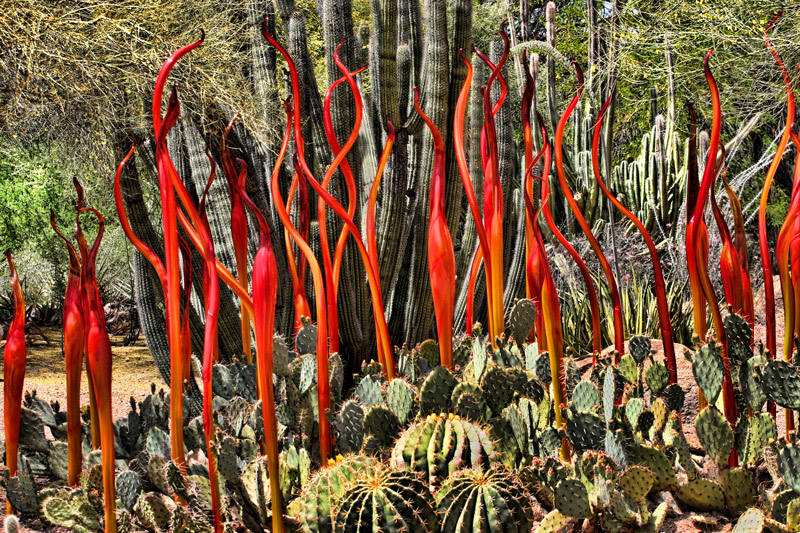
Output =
[
  {"x1": 40, "y1": 489, "x2": 101, "y2": 533},
  {"x1": 695, "y1": 406, "x2": 734, "y2": 466},
  {"x1": 391, "y1": 413, "x2": 498, "y2": 486},
  {"x1": 758, "y1": 360, "x2": 800, "y2": 410},
  {"x1": 289, "y1": 455, "x2": 378, "y2": 533},
  {"x1": 436, "y1": 468, "x2": 534, "y2": 532},
  {"x1": 331, "y1": 466, "x2": 439, "y2": 532},
  {"x1": 420, "y1": 366, "x2": 457, "y2": 415}
]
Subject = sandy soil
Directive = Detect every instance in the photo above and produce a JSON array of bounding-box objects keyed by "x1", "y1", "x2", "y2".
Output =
[{"x1": 0, "y1": 326, "x2": 162, "y2": 444}]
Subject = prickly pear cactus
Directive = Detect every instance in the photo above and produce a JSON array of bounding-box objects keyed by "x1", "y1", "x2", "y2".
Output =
[
  {"x1": 135, "y1": 491, "x2": 177, "y2": 530},
  {"x1": 331, "y1": 467, "x2": 438, "y2": 532},
  {"x1": 481, "y1": 365, "x2": 528, "y2": 415},
  {"x1": 572, "y1": 381, "x2": 600, "y2": 412},
  {"x1": 645, "y1": 361, "x2": 669, "y2": 396},
  {"x1": 288, "y1": 455, "x2": 378, "y2": 533},
  {"x1": 354, "y1": 374, "x2": 385, "y2": 407},
  {"x1": 507, "y1": 298, "x2": 537, "y2": 347},
  {"x1": 776, "y1": 432, "x2": 800, "y2": 493},
  {"x1": 554, "y1": 478, "x2": 592, "y2": 519},
  {"x1": 695, "y1": 406, "x2": 734, "y2": 466},
  {"x1": 40, "y1": 488, "x2": 101, "y2": 533},
  {"x1": 116, "y1": 470, "x2": 143, "y2": 510},
  {"x1": 619, "y1": 466, "x2": 654, "y2": 502},
  {"x1": 391, "y1": 414, "x2": 498, "y2": 486},
  {"x1": 295, "y1": 321, "x2": 317, "y2": 355},
  {"x1": 334, "y1": 399, "x2": 365, "y2": 455},
  {"x1": 436, "y1": 468, "x2": 534, "y2": 532},
  {"x1": 758, "y1": 359, "x2": 800, "y2": 410},
  {"x1": 675, "y1": 478, "x2": 726, "y2": 512},
  {"x1": 565, "y1": 410, "x2": 605, "y2": 453},
  {"x1": 419, "y1": 366, "x2": 457, "y2": 415},
  {"x1": 692, "y1": 343, "x2": 724, "y2": 405},
  {"x1": 385, "y1": 379, "x2": 416, "y2": 424},
  {"x1": 362, "y1": 404, "x2": 401, "y2": 450},
  {"x1": 4, "y1": 454, "x2": 38, "y2": 513},
  {"x1": 724, "y1": 314, "x2": 752, "y2": 364}
]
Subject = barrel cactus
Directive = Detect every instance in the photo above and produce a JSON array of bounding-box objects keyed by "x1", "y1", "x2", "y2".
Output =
[
  {"x1": 435, "y1": 467, "x2": 534, "y2": 532},
  {"x1": 331, "y1": 466, "x2": 439, "y2": 532},
  {"x1": 391, "y1": 413, "x2": 499, "y2": 486},
  {"x1": 289, "y1": 455, "x2": 379, "y2": 532}
]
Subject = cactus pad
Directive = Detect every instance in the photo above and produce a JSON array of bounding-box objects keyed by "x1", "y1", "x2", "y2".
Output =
[
  {"x1": 776, "y1": 433, "x2": 800, "y2": 493},
  {"x1": 732, "y1": 508, "x2": 765, "y2": 533},
  {"x1": 362, "y1": 404, "x2": 401, "y2": 450},
  {"x1": 619, "y1": 465, "x2": 654, "y2": 502},
  {"x1": 645, "y1": 361, "x2": 669, "y2": 396},
  {"x1": 354, "y1": 374, "x2": 384, "y2": 406},
  {"x1": 724, "y1": 313, "x2": 752, "y2": 364},
  {"x1": 554, "y1": 478, "x2": 592, "y2": 519},
  {"x1": 420, "y1": 366, "x2": 457, "y2": 415},
  {"x1": 695, "y1": 406, "x2": 734, "y2": 466},
  {"x1": 295, "y1": 323, "x2": 317, "y2": 355},
  {"x1": 675, "y1": 479, "x2": 726, "y2": 512},
  {"x1": 566, "y1": 410, "x2": 605, "y2": 453},
  {"x1": 619, "y1": 354, "x2": 638, "y2": 384},
  {"x1": 720, "y1": 467, "x2": 756, "y2": 516},
  {"x1": 628, "y1": 445, "x2": 679, "y2": 491},
  {"x1": 386, "y1": 379, "x2": 416, "y2": 424},
  {"x1": 481, "y1": 365, "x2": 528, "y2": 415},
  {"x1": 508, "y1": 298, "x2": 537, "y2": 346},
  {"x1": 572, "y1": 381, "x2": 600, "y2": 412},
  {"x1": 692, "y1": 343, "x2": 724, "y2": 405},
  {"x1": 334, "y1": 399, "x2": 365, "y2": 455},
  {"x1": 759, "y1": 360, "x2": 800, "y2": 410}
]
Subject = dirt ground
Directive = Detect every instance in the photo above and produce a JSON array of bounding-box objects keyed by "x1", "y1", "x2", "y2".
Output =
[{"x1": 0, "y1": 326, "x2": 162, "y2": 446}]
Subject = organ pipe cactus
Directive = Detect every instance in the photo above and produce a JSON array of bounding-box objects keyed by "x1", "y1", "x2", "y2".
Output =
[
  {"x1": 555, "y1": 62, "x2": 625, "y2": 357},
  {"x1": 319, "y1": 65, "x2": 367, "y2": 356},
  {"x1": 367, "y1": 123, "x2": 395, "y2": 307},
  {"x1": 592, "y1": 94, "x2": 677, "y2": 383},
  {"x1": 236, "y1": 163, "x2": 285, "y2": 533},
  {"x1": 687, "y1": 52, "x2": 737, "y2": 464},
  {"x1": 453, "y1": 50, "x2": 494, "y2": 339},
  {"x1": 416, "y1": 86, "x2": 456, "y2": 369},
  {"x1": 3, "y1": 250, "x2": 26, "y2": 515},
  {"x1": 262, "y1": 24, "x2": 395, "y2": 380},
  {"x1": 77, "y1": 205, "x2": 117, "y2": 532},
  {"x1": 49, "y1": 212, "x2": 84, "y2": 486},
  {"x1": 220, "y1": 117, "x2": 252, "y2": 363}
]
